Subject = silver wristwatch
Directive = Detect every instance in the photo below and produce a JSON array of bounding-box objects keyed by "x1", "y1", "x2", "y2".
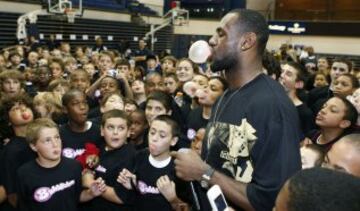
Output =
[{"x1": 200, "y1": 166, "x2": 215, "y2": 189}]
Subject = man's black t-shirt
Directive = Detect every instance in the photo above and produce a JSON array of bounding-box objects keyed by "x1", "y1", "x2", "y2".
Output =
[
  {"x1": 2, "y1": 136, "x2": 36, "y2": 195},
  {"x1": 87, "y1": 143, "x2": 136, "y2": 211},
  {"x1": 133, "y1": 150, "x2": 175, "y2": 211},
  {"x1": 60, "y1": 122, "x2": 102, "y2": 159},
  {"x1": 16, "y1": 158, "x2": 82, "y2": 211},
  {"x1": 202, "y1": 74, "x2": 302, "y2": 211}
]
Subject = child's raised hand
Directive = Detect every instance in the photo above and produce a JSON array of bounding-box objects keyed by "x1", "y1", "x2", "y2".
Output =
[
  {"x1": 156, "y1": 175, "x2": 176, "y2": 203},
  {"x1": 115, "y1": 72, "x2": 127, "y2": 81},
  {"x1": 117, "y1": 168, "x2": 136, "y2": 190},
  {"x1": 90, "y1": 177, "x2": 106, "y2": 197}
]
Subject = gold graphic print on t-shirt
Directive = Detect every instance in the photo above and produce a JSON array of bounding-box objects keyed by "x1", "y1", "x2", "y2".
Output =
[{"x1": 208, "y1": 118, "x2": 257, "y2": 183}]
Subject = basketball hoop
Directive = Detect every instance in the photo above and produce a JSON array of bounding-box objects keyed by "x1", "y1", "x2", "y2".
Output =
[
  {"x1": 163, "y1": 8, "x2": 189, "y2": 26},
  {"x1": 64, "y1": 8, "x2": 76, "y2": 23}
]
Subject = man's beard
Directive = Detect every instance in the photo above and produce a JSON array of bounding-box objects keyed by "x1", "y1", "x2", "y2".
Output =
[{"x1": 210, "y1": 52, "x2": 238, "y2": 73}]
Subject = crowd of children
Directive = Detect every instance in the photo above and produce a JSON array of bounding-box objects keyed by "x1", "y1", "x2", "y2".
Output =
[{"x1": 0, "y1": 36, "x2": 359, "y2": 210}]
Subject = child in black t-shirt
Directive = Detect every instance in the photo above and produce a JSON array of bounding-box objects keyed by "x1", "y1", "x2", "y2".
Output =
[
  {"x1": 89, "y1": 91, "x2": 125, "y2": 125},
  {"x1": 118, "y1": 115, "x2": 187, "y2": 211},
  {"x1": 82, "y1": 110, "x2": 136, "y2": 211},
  {"x1": 0, "y1": 94, "x2": 36, "y2": 209},
  {"x1": 128, "y1": 109, "x2": 148, "y2": 151},
  {"x1": 17, "y1": 118, "x2": 105, "y2": 211},
  {"x1": 145, "y1": 91, "x2": 190, "y2": 149},
  {"x1": 60, "y1": 89, "x2": 102, "y2": 159},
  {"x1": 306, "y1": 96, "x2": 358, "y2": 151},
  {"x1": 279, "y1": 62, "x2": 316, "y2": 135}
]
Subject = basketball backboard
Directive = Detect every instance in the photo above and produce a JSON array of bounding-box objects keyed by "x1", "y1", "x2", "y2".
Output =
[
  {"x1": 47, "y1": 0, "x2": 83, "y2": 22},
  {"x1": 163, "y1": 8, "x2": 189, "y2": 26}
]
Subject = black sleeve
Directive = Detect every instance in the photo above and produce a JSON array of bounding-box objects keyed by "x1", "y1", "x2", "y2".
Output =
[{"x1": 246, "y1": 104, "x2": 301, "y2": 211}]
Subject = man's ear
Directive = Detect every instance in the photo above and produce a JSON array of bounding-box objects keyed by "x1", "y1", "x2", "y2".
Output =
[
  {"x1": 295, "y1": 81, "x2": 304, "y2": 89},
  {"x1": 167, "y1": 109, "x2": 172, "y2": 116},
  {"x1": 170, "y1": 137, "x2": 178, "y2": 147},
  {"x1": 339, "y1": 119, "x2": 351, "y2": 129},
  {"x1": 239, "y1": 32, "x2": 257, "y2": 51}
]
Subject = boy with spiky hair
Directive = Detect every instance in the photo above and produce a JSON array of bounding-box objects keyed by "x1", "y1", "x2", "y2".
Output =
[{"x1": 17, "y1": 118, "x2": 105, "y2": 211}]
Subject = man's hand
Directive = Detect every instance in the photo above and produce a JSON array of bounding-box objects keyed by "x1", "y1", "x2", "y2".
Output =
[
  {"x1": 156, "y1": 175, "x2": 176, "y2": 202},
  {"x1": 117, "y1": 168, "x2": 136, "y2": 190},
  {"x1": 170, "y1": 149, "x2": 209, "y2": 181}
]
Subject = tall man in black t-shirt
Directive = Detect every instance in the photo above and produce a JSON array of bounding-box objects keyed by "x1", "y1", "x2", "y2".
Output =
[{"x1": 171, "y1": 9, "x2": 302, "y2": 211}]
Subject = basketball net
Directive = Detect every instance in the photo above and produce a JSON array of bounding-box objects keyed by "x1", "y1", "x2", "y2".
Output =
[{"x1": 64, "y1": 8, "x2": 75, "y2": 23}]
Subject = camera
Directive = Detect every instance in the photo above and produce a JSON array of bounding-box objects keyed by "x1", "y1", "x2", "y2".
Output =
[{"x1": 107, "y1": 69, "x2": 118, "y2": 78}]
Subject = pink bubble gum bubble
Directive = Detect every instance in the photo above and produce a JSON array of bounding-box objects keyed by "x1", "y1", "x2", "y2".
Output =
[{"x1": 189, "y1": 40, "x2": 211, "y2": 64}]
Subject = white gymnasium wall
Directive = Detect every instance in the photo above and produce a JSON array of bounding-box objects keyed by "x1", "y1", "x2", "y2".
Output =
[
  {"x1": 174, "y1": 19, "x2": 360, "y2": 56},
  {"x1": 267, "y1": 35, "x2": 360, "y2": 55},
  {"x1": 0, "y1": 1, "x2": 41, "y2": 13}
]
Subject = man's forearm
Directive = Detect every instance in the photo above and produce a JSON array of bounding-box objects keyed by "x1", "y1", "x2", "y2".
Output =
[{"x1": 210, "y1": 171, "x2": 254, "y2": 211}]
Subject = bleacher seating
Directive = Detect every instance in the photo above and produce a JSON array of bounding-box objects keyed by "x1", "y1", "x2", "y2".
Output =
[{"x1": 0, "y1": 11, "x2": 172, "y2": 54}]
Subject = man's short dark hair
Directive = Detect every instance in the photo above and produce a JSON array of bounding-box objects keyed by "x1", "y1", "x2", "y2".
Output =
[
  {"x1": 287, "y1": 168, "x2": 360, "y2": 211},
  {"x1": 230, "y1": 9, "x2": 269, "y2": 55}
]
